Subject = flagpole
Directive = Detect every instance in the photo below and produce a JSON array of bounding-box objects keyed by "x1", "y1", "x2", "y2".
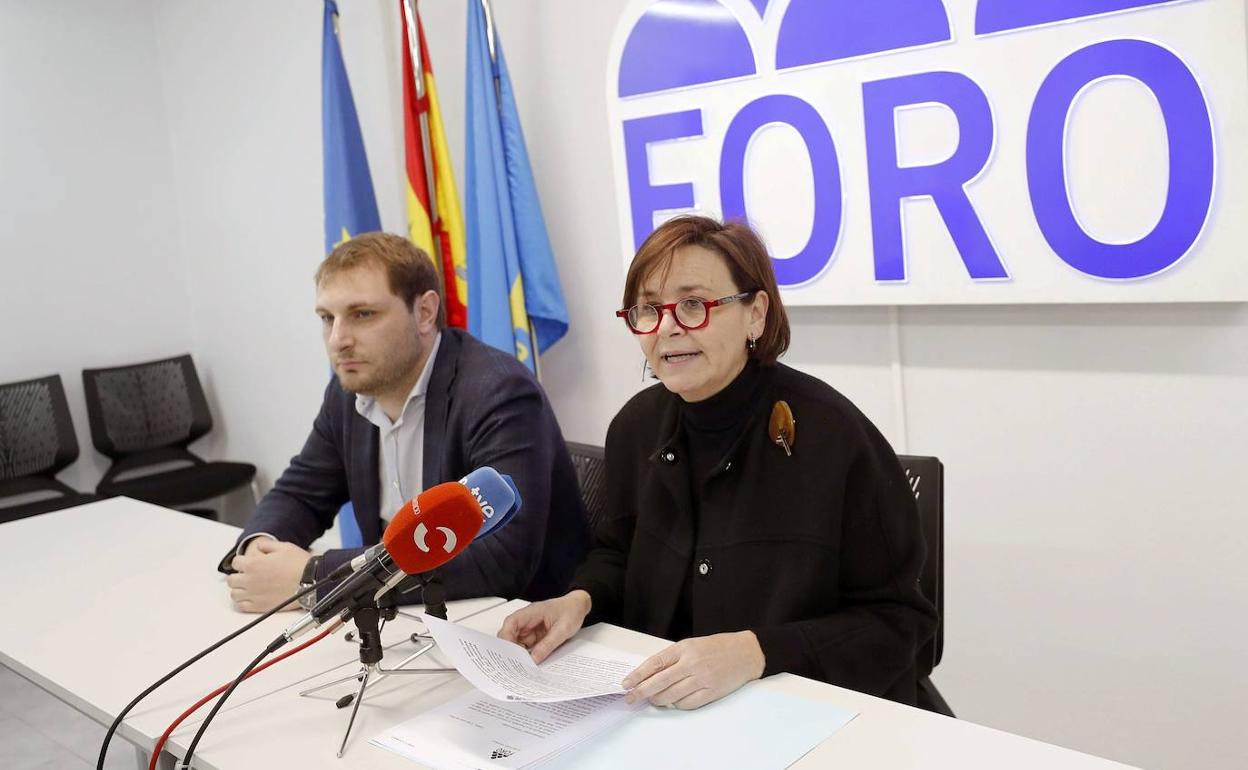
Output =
[
  {"x1": 480, "y1": 0, "x2": 502, "y2": 104},
  {"x1": 479, "y1": 0, "x2": 543, "y2": 380},
  {"x1": 402, "y1": 0, "x2": 446, "y2": 276}
]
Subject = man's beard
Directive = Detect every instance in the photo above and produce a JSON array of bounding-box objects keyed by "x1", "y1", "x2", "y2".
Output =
[{"x1": 336, "y1": 348, "x2": 420, "y2": 397}]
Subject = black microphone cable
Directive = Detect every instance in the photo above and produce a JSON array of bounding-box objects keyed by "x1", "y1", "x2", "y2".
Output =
[
  {"x1": 181, "y1": 564, "x2": 414, "y2": 766},
  {"x1": 96, "y1": 563, "x2": 352, "y2": 770},
  {"x1": 181, "y1": 570, "x2": 444, "y2": 765},
  {"x1": 177, "y1": 632, "x2": 288, "y2": 770}
]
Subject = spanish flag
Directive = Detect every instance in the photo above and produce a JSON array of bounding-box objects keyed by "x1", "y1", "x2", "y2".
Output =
[{"x1": 400, "y1": 0, "x2": 468, "y2": 329}]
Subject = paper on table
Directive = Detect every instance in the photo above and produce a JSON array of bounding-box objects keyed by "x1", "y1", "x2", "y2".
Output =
[
  {"x1": 420, "y1": 613, "x2": 643, "y2": 702},
  {"x1": 372, "y1": 689, "x2": 641, "y2": 770},
  {"x1": 538, "y1": 683, "x2": 859, "y2": 770}
]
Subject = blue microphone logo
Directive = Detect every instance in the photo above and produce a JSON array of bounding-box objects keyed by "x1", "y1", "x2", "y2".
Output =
[{"x1": 459, "y1": 467, "x2": 522, "y2": 539}]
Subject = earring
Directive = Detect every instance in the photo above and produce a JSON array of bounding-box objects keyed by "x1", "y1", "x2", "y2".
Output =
[
  {"x1": 641, "y1": 358, "x2": 657, "y2": 381},
  {"x1": 747, "y1": 333, "x2": 757, "y2": 352}
]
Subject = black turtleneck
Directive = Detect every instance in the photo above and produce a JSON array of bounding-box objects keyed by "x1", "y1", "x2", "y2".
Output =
[
  {"x1": 681, "y1": 358, "x2": 764, "y2": 484},
  {"x1": 667, "y1": 358, "x2": 765, "y2": 640}
]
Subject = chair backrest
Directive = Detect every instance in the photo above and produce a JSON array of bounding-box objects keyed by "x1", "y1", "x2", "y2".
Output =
[
  {"x1": 566, "y1": 442, "x2": 608, "y2": 532},
  {"x1": 81, "y1": 355, "x2": 214, "y2": 458},
  {"x1": 0, "y1": 375, "x2": 79, "y2": 489},
  {"x1": 897, "y1": 454, "x2": 945, "y2": 675}
]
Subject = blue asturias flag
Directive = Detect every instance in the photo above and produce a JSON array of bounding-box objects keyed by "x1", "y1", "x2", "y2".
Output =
[
  {"x1": 322, "y1": 0, "x2": 379, "y2": 548},
  {"x1": 465, "y1": 0, "x2": 569, "y2": 372}
]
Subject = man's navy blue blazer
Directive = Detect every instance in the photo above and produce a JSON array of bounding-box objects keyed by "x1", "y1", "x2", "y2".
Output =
[{"x1": 223, "y1": 328, "x2": 589, "y2": 601}]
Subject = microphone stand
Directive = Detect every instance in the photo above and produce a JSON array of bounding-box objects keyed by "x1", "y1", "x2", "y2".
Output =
[{"x1": 297, "y1": 573, "x2": 457, "y2": 758}]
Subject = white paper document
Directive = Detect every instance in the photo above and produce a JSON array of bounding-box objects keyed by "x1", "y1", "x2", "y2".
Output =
[
  {"x1": 372, "y1": 689, "x2": 641, "y2": 770},
  {"x1": 419, "y1": 613, "x2": 644, "y2": 702},
  {"x1": 373, "y1": 679, "x2": 858, "y2": 770},
  {"x1": 379, "y1": 617, "x2": 858, "y2": 769},
  {"x1": 537, "y1": 684, "x2": 859, "y2": 770}
]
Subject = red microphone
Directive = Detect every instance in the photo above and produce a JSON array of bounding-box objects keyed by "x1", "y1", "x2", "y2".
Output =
[
  {"x1": 284, "y1": 482, "x2": 484, "y2": 640},
  {"x1": 383, "y1": 482, "x2": 483, "y2": 572}
]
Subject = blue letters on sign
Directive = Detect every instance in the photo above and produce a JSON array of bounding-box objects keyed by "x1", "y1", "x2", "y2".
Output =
[
  {"x1": 618, "y1": 0, "x2": 756, "y2": 97},
  {"x1": 719, "y1": 95, "x2": 842, "y2": 286},
  {"x1": 863, "y1": 71, "x2": 1006, "y2": 282},
  {"x1": 976, "y1": 0, "x2": 1182, "y2": 35},
  {"x1": 746, "y1": 0, "x2": 770, "y2": 17},
  {"x1": 776, "y1": 0, "x2": 952, "y2": 69},
  {"x1": 611, "y1": 1, "x2": 1225, "y2": 297},
  {"x1": 1027, "y1": 39, "x2": 1214, "y2": 279},
  {"x1": 623, "y1": 110, "x2": 703, "y2": 250}
]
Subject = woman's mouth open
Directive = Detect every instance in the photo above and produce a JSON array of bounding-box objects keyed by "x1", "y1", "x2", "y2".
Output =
[{"x1": 662, "y1": 352, "x2": 701, "y2": 364}]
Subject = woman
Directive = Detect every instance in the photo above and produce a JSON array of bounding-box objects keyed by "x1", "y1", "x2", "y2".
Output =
[{"x1": 500, "y1": 216, "x2": 937, "y2": 709}]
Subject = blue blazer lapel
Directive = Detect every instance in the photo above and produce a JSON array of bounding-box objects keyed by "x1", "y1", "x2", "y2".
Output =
[
  {"x1": 352, "y1": 414, "x2": 383, "y2": 541},
  {"x1": 422, "y1": 330, "x2": 459, "y2": 487}
]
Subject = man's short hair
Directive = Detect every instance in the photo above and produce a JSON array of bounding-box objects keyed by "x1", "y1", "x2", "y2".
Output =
[{"x1": 315, "y1": 232, "x2": 446, "y2": 329}]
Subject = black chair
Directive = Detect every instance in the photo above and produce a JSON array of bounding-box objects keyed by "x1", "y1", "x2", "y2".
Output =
[
  {"x1": 81, "y1": 355, "x2": 255, "y2": 519},
  {"x1": 0, "y1": 375, "x2": 99, "y2": 524},
  {"x1": 898, "y1": 454, "x2": 955, "y2": 717},
  {"x1": 566, "y1": 442, "x2": 607, "y2": 532}
]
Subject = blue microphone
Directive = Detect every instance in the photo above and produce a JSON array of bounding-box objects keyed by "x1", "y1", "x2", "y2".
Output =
[
  {"x1": 459, "y1": 466, "x2": 522, "y2": 539},
  {"x1": 344, "y1": 467, "x2": 522, "y2": 575}
]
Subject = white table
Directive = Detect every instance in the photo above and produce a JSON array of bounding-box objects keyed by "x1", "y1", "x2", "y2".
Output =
[
  {"x1": 1, "y1": 498, "x2": 1140, "y2": 769},
  {"x1": 565, "y1": 618, "x2": 1143, "y2": 769},
  {"x1": 0, "y1": 498, "x2": 505, "y2": 769}
]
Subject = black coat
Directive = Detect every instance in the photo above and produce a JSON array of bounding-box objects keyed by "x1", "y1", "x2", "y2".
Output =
[
  {"x1": 572, "y1": 363, "x2": 938, "y2": 704},
  {"x1": 221, "y1": 328, "x2": 589, "y2": 602}
]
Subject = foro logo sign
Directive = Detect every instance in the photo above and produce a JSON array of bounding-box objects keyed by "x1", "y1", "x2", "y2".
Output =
[{"x1": 606, "y1": 0, "x2": 1248, "y2": 304}]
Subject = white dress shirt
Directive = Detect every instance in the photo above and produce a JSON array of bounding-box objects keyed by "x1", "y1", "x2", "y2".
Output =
[{"x1": 355, "y1": 332, "x2": 442, "y2": 525}]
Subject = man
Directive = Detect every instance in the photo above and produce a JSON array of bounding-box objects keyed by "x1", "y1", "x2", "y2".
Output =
[{"x1": 219, "y1": 232, "x2": 588, "y2": 611}]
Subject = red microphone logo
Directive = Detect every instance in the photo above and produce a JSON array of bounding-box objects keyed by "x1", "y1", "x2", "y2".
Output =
[
  {"x1": 413, "y1": 522, "x2": 457, "y2": 554},
  {"x1": 383, "y1": 482, "x2": 484, "y2": 574}
]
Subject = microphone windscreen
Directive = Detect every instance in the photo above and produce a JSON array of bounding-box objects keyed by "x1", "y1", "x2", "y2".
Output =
[
  {"x1": 460, "y1": 467, "x2": 522, "y2": 540},
  {"x1": 383, "y1": 482, "x2": 484, "y2": 574}
]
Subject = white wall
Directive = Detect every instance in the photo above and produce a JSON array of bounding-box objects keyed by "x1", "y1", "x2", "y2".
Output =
[
  {"x1": 4, "y1": 2, "x2": 1244, "y2": 769},
  {"x1": 0, "y1": 0, "x2": 193, "y2": 492},
  {"x1": 149, "y1": 2, "x2": 331, "y2": 499},
  {"x1": 902, "y1": 303, "x2": 1248, "y2": 770}
]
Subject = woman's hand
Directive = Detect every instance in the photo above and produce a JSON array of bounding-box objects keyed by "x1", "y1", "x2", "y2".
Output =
[
  {"x1": 498, "y1": 590, "x2": 593, "y2": 663},
  {"x1": 623, "y1": 631, "x2": 765, "y2": 710}
]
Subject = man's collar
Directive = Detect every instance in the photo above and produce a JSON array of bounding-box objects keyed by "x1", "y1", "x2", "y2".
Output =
[{"x1": 411, "y1": 331, "x2": 443, "y2": 400}]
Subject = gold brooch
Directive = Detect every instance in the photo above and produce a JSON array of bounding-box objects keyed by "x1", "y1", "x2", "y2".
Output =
[{"x1": 768, "y1": 401, "x2": 795, "y2": 457}]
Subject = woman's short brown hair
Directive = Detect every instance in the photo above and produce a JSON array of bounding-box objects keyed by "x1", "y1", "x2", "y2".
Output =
[
  {"x1": 315, "y1": 232, "x2": 445, "y2": 328},
  {"x1": 622, "y1": 216, "x2": 790, "y2": 365}
]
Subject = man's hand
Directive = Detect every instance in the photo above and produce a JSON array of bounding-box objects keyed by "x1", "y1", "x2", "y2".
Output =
[
  {"x1": 225, "y1": 539, "x2": 311, "y2": 613},
  {"x1": 497, "y1": 590, "x2": 592, "y2": 663},
  {"x1": 622, "y1": 631, "x2": 765, "y2": 710}
]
